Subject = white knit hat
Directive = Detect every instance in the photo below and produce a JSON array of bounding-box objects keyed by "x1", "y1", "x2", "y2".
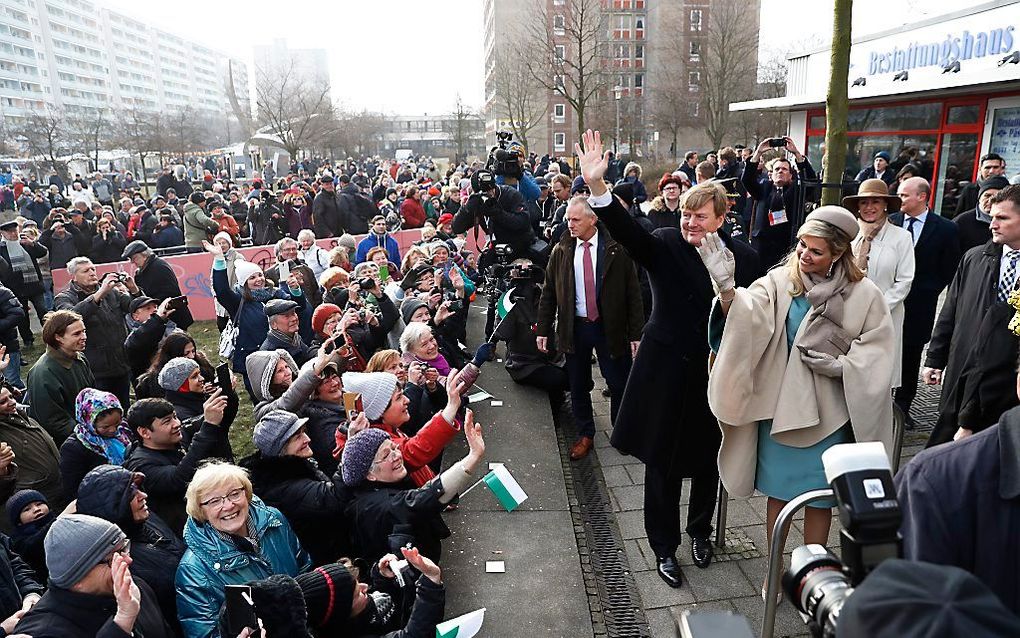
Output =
[
  {"x1": 234, "y1": 260, "x2": 262, "y2": 286},
  {"x1": 340, "y1": 372, "x2": 398, "y2": 421}
]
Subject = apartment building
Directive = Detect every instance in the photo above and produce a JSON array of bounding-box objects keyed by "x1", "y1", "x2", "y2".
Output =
[{"x1": 0, "y1": 0, "x2": 248, "y2": 128}]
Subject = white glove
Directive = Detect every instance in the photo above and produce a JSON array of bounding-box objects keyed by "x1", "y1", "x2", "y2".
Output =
[
  {"x1": 800, "y1": 349, "x2": 843, "y2": 378},
  {"x1": 695, "y1": 232, "x2": 736, "y2": 293}
]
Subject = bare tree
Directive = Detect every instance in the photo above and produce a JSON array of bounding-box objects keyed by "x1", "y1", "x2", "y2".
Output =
[
  {"x1": 165, "y1": 107, "x2": 203, "y2": 160},
  {"x1": 109, "y1": 106, "x2": 161, "y2": 191},
  {"x1": 491, "y1": 47, "x2": 547, "y2": 153},
  {"x1": 731, "y1": 50, "x2": 790, "y2": 146},
  {"x1": 451, "y1": 95, "x2": 475, "y2": 164},
  {"x1": 254, "y1": 57, "x2": 335, "y2": 158},
  {"x1": 332, "y1": 109, "x2": 387, "y2": 157},
  {"x1": 524, "y1": 0, "x2": 605, "y2": 142},
  {"x1": 65, "y1": 106, "x2": 108, "y2": 171},
  {"x1": 9, "y1": 106, "x2": 71, "y2": 182},
  {"x1": 699, "y1": 0, "x2": 761, "y2": 150}
]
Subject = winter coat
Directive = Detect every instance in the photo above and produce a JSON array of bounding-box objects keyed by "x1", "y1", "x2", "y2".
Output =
[
  {"x1": 452, "y1": 186, "x2": 535, "y2": 259},
  {"x1": 345, "y1": 476, "x2": 450, "y2": 566},
  {"x1": 0, "y1": 533, "x2": 43, "y2": 620},
  {"x1": 151, "y1": 223, "x2": 184, "y2": 248},
  {"x1": 249, "y1": 361, "x2": 320, "y2": 423},
  {"x1": 0, "y1": 409, "x2": 62, "y2": 515},
  {"x1": 334, "y1": 412, "x2": 459, "y2": 488},
  {"x1": 26, "y1": 348, "x2": 95, "y2": 444},
  {"x1": 356, "y1": 233, "x2": 401, "y2": 265},
  {"x1": 646, "y1": 197, "x2": 681, "y2": 231},
  {"x1": 124, "y1": 314, "x2": 173, "y2": 381},
  {"x1": 313, "y1": 190, "x2": 343, "y2": 237},
  {"x1": 300, "y1": 399, "x2": 346, "y2": 476},
  {"x1": 54, "y1": 280, "x2": 136, "y2": 379},
  {"x1": 742, "y1": 157, "x2": 818, "y2": 269},
  {"x1": 591, "y1": 196, "x2": 762, "y2": 475},
  {"x1": 896, "y1": 406, "x2": 1020, "y2": 614},
  {"x1": 76, "y1": 466, "x2": 187, "y2": 636},
  {"x1": 0, "y1": 285, "x2": 23, "y2": 352},
  {"x1": 264, "y1": 261, "x2": 322, "y2": 310},
  {"x1": 251, "y1": 203, "x2": 287, "y2": 247},
  {"x1": 338, "y1": 191, "x2": 377, "y2": 235},
  {"x1": 133, "y1": 256, "x2": 192, "y2": 333},
  {"x1": 240, "y1": 453, "x2": 351, "y2": 566},
  {"x1": 0, "y1": 240, "x2": 46, "y2": 298},
  {"x1": 212, "y1": 264, "x2": 303, "y2": 371},
  {"x1": 39, "y1": 227, "x2": 80, "y2": 270},
  {"x1": 182, "y1": 202, "x2": 218, "y2": 248},
  {"x1": 124, "y1": 419, "x2": 234, "y2": 536},
  {"x1": 176, "y1": 497, "x2": 312, "y2": 638},
  {"x1": 708, "y1": 268, "x2": 895, "y2": 498},
  {"x1": 14, "y1": 578, "x2": 173, "y2": 638},
  {"x1": 850, "y1": 222, "x2": 915, "y2": 387},
  {"x1": 536, "y1": 224, "x2": 644, "y2": 359},
  {"x1": 89, "y1": 230, "x2": 127, "y2": 263},
  {"x1": 955, "y1": 209, "x2": 993, "y2": 253},
  {"x1": 399, "y1": 198, "x2": 426, "y2": 229},
  {"x1": 925, "y1": 240, "x2": 1002, "y2": 446},
  {"x1": 260, "y1": 331, "x2": 316, "y2": 367},
  {"x1": 58, "y1": 436, "x2": 109, "y2": 499}
]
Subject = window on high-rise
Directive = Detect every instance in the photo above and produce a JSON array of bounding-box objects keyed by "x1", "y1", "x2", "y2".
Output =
[{"x1": 690, "y1": 9, "x2": 702, "y2": 31}]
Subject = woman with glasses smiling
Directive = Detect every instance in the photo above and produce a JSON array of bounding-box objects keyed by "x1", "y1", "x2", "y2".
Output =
[{"x1": 175, "y1": 460, "x2": 311, "y2": 638}]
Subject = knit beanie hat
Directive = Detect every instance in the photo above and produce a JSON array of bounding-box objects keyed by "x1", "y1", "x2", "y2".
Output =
[
  {"x1": 6, "y1": 489, "x2": 46, "y2": 528},
  {"x1": 295, "y1": 563, "x2": 356, "y2": 631},
  {"x1": 337, "y1": 233, "x2": 357, "y2": 251},
  {"x1": 979, "y1": 175, "x2": 1011, "y2": 197},
  {"x1": 213, "y1": 231, "x2": 233, "y2": 249},
  {"x1": 312, "y1": 303, "x2": 342, "y2": 337},
  {"x1": 157, "y1": 357, "x2": 199, "y2": 392},
  {"x1": 340, "y1": 372, "x2": 398, "y2": 422},
  {"x1": 234, "y1": 260, "x2": 262, "y2": 286},
  {"x1": 341, "y1": 428, "x2": 391, "y2": 486},
  {"x1": 228, "y1": 575, "x2": 311, "y2": 638},
  {"x1": 245, "y1": 349, "x2": 299, "y2": 403},
  {"x1": 253, "y1": 410, "x2": 309, "y2": 457},
  {"x1": 400, "y1": 297, "x2": 428, "y2": 325},
  {"x1": 44, "y1": 514, "x2": 127, "y2": 588}
]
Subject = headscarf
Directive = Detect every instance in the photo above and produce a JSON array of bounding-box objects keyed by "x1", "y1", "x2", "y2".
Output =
[{"x1": 73, "y1": 388, "x2": 132, "y2": 465}]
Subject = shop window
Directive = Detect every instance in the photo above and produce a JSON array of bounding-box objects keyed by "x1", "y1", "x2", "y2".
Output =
[
  {"x1": 946, "y1": 104, "x2": 980, "y2": 125},
  {"x1": 934, "y1": 132, "x2": 978, "y2": 216},
  {"x1": 809, "y1": 115, "x2": 826, "y2": 130},
  {"x1": 846, "y1": 103, "x2": 941, "y2": 132}
]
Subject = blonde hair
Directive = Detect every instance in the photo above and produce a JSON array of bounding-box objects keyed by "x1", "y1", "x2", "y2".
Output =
[
  {"x1": 366, "y1": 349, "x2": 400, "y2": 372},
  {"x1": 401, "y1": 245, "x2": 427, "y2": 273},
  {"x1": 319, "y1": 266, "x2": 350, "y2": 290},
  {"x1": 679, "y1": 181, "x2": 727, "y2": 219},
  {"x1": 784, "y1": 219, "x2": 865, "y2": 296},
  {"x1": 185, "y1": 460, "x2": 253, "y2": 523}
]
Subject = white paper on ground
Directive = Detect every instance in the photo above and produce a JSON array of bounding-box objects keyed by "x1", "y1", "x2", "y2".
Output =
[
  {"x1": 485, "y1": 561, "x2": 505, "y2": 573},
  {"x1": 490, "y1": 400, "x2": 503, "y2": 407},
  {"x1": 467, "y1": 390, "x2": 493, "y2": 403}
]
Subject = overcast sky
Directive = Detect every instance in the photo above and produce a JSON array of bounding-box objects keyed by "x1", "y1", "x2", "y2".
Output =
[{"x1": 100, "y1": 0, "x2": 976, "y2": 115}]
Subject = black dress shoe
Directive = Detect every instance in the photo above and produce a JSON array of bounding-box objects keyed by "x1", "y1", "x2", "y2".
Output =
[
  {"x1": 691, "y1": 537, "x2": 714, "y2": 568},
  {"x1": 656, "y1": 556, "x2": 683, "y2": 588}
]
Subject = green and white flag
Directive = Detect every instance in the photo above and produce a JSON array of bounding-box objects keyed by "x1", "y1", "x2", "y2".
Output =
[
  {"x1": 495, "y1": 289, "x2": 515, "y2": 319},
  {"x1": 482, "y1": 464, "x2": 528, "y2": 512},
  {"x1": 436, "y1": 607, "x2": 486, "y2": 638}
]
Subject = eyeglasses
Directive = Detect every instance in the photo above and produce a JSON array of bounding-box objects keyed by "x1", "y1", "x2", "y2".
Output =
[
  {"x1": 199, "y1": 487, "x2": 246, "y2": 510},
  {"x1": 372, "y1": 446, "x2": 400, "y2": 465},
  {"x1": 101, "y1": 538, "x2": 131, "y2": 565}
]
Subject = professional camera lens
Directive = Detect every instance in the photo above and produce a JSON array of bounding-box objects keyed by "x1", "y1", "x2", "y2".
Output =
[{"x1": 783, "y1": 545, "x2": 853, "y2": 638}]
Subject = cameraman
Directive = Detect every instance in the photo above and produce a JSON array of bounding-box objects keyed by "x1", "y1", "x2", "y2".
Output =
[{"x1": 453, "y1": 169, "x2": 542, "y2": 265}]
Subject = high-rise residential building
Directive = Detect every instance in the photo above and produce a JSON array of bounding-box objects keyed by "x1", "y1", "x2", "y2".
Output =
[
  {"x1": 0, "y1": 0, "x2": 249, "y2": 128},
  {"x1": 253, "y1": 38, "x2": 330, "y2": 90},
  {"x1": 483, "y1": 0, "x2": 760, "y2": 158}
]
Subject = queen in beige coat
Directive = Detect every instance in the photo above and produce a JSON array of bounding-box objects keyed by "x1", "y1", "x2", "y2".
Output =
[{"x1": 698, "y1": 206, "x2": 895, "y2": 594}]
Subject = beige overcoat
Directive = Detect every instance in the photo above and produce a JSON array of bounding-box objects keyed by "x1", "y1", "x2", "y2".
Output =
[{"x1": 707, "y1": 268, "x2": 895, "y2": 498}]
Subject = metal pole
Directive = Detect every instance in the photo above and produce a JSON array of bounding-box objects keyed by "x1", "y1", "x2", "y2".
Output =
[
  {"x1": 615, "y1": 98, "x2": 621, "y2": 155},
  {"x1": 761, "y1": 488, "x2": 834, "y2": 638},
  {"x1": 713, "y1": 481, "x2": 728, "y2": 548}
]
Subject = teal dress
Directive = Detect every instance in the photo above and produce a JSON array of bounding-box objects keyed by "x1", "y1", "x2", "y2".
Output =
[{"x1": 755, "y1": 295, "x2": 851, "y2": 507}]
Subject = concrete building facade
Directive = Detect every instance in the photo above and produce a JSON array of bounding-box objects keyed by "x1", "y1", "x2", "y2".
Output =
[{"x1": 253, "y1": 38, "x2": 329, "y2": 90}]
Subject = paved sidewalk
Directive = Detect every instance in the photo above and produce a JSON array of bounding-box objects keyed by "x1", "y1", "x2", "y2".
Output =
[{"x1": 587, "y1": 376, "x2": 936, "y2": 637}]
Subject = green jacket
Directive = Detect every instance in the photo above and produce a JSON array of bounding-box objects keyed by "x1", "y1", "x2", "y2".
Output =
[
  {"x1": 182, "y1": 202, "x2": 219, "y2": 248},
  {"x1": 0, "y1": 408, "x2": 63, "y2": 519},
  {"x1": 26, "y1": 348, "x2": 94, "y2": 444}
]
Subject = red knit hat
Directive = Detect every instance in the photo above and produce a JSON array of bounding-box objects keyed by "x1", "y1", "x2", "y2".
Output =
[{"x1": 312, "y1": 303, "x2": 342, "y2": 337}]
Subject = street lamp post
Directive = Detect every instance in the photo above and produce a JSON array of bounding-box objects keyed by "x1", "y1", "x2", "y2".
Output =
[{"x1": 613, "y1": 86, "x2": 623, "y2": 155}]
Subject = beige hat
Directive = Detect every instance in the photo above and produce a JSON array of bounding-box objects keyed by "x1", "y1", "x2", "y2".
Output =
[
  {"x1": 841, "y1": 178, "x2": 900, "y2": 214},
  {"x1": 805, "y1": 206, "x2": 860, "y2": 241}
]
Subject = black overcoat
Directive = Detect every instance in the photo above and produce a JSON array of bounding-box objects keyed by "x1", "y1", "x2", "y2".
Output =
[{"x1": 592, "y1": 197, "x2": 762, "y2": 474}]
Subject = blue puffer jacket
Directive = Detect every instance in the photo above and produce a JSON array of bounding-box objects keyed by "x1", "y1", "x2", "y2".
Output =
[
  {"x1": 211, "y1": 261, "x2": 305, "y2": 371},
  {"x1": 175, "y1": 496, "x2": 312, "y2": 638}
]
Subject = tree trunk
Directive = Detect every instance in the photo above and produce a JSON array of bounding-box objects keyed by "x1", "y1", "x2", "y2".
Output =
[{"x1": 822, "y1": 0, "x2": 852, "y2": 206}]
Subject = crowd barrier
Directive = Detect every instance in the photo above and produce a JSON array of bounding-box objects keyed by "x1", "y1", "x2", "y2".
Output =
[{"x1": 51, "y1": 228, "x2": 486, "y2": 321}]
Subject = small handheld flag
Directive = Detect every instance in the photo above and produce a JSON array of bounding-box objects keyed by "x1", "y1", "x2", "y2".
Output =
[
  {"x1": 496, "y1": 289, "x2": 515, "y2": 319},
  {"x1": 436, "y1": 607, "x2": 486, "y2": 638},
  {"x1": 482, "y1": 464, "x2": 528, "y2": 512}
]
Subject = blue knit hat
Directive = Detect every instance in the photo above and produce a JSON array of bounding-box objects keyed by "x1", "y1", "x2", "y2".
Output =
[
  {"x1": 340, "y1": 428, "x2": 391, "y2": 486},
  {"x1": 6, "y1": 489, "x2": 46, "y2": 528}
]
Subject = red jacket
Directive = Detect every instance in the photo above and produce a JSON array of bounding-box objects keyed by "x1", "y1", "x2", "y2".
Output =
[
  {"x1": 399, "y1": 198, "x2": 426, "y2": 229},
  {"x1": 333, "y1": 411, "x2": 460, "y2": 486}
]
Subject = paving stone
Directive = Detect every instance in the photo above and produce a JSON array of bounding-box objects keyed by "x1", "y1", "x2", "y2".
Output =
[
  {"x1": 683, "y1": 560, "x2": 757, "y2": 602},
  {"x1": 601, "y1": 464, "x2": 633, "y2": 488},
  {"x1": 592, "y1": 444, "x2": 633, "y2": 466},
  {"x1": 645, "y1": 607, "x2": 679, "y2": 638},
  {"x1": 625, "y1": 463, "x2": 646, "y2": 484},
  {"x1": 616, "y1": 509, "x2": 646, "y2": 540},
  {"x1": 722, "y1": 498, "x2": 764, "y2": 527},
  {"x1": 634, "y1": 568, "x2": 696, "y2": 609},
  {"x1": 625, "y1": 538, "x2": 655, "y2": 571},
  {"x1": 731, "y1": 594, "x2": 811, "y2": 638},
  {"x1": 610, "y1": 484, "x2": 645, "y2": 511}
]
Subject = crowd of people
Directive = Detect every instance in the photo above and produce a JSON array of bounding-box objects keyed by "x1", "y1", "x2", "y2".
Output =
[{"x1": 0, "y1": 123, "x2": 1009, "y2": 636}]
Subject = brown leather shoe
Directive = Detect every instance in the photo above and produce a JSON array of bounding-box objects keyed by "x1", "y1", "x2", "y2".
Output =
[{"x1": 570, "y1": 436, "x2": 594, "y2": 460}]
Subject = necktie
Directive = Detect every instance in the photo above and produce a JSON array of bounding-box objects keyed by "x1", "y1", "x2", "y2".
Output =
[
  {"x1": 582, "y1": 241, "x2": 598, "y2": 321},
  {"x1": 999, "y1": 251, "x2": 1020, "y2": 302},
  {"x1": 906, "y1": 216, "x2": 917, "y2": 245}
]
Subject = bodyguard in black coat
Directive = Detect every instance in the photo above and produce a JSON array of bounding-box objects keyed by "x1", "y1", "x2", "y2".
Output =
[
  {"x1": 576, "y1": 130, "x2": 763, "y2": 586},
  {"x1": 124, "y1": 244, "x2": 194, "y2": 330},
  {"x1": 888, "y1": 177, "x2": 961, "y2": 417}
]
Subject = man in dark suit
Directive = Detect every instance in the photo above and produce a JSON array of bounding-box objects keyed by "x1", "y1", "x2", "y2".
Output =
[
  {"x1": 742, "y1": 137, "x2": 817, "y2": 270},
  {"x1": 924, "y1": 185, "x2": 1020, "y2": 446},
  {"x1": 889, "y1": 177, "x2": 961, "y2": 422},
  {"x1": 536, "y1": 196, "x2": 644, "y2": 461}
]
